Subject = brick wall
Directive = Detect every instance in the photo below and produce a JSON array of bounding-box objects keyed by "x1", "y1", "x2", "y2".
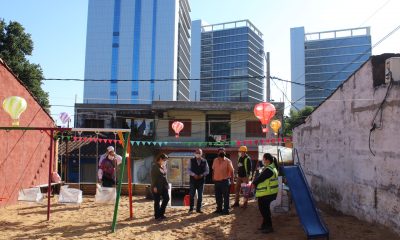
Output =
[{"x1": 0, "y1": 60, "x2": 55, "y2": 206}]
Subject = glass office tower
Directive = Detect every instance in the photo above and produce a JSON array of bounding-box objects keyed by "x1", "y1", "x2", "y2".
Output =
[
  {"x1": 199, "y1": 20, "x2": 264, "y2": 102},
  {"x1": 291, "y1": 27, "x2": 371, "y2": 108},
  {"x1": 84, "y1": 0, "x2": 191, "y2": 104}
]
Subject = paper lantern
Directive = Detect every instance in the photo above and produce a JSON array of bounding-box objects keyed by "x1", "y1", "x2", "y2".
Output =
[
  {"x1": 2, "y1": 96, "x2": 27, "y2": 126},
  {"x1": 270, "y1": 119, "x2": 281, "y2": 135},
  {"x1": 59, "y1": 112, "x2": 71, "y2": 126},
  {"x1": 171, "y1": 121, "x2": 184, "y2": 138},
  {"x1": 253, "y1": 102, "x2": 276, "y2": 133}
]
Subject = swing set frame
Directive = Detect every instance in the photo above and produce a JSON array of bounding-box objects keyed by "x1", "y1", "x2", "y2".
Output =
[{"x1": 0, "y1": 127, "x2": 132, "y2": 233}]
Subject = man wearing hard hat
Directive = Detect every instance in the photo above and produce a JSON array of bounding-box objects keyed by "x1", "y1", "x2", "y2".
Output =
[{"x1": 233, "y1": 146, "x2": 252, "y2": 208}]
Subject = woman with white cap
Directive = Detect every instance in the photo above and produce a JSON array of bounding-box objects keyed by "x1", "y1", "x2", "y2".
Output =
[{"x1": 98, "y1": 146, "x2": 122, "y2": 187}]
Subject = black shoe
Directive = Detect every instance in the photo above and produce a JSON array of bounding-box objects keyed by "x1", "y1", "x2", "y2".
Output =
[
  {"x1": 221, "y1": 211, "x2": 230, "y2": 215},
  {"x1": 257, "y1": 226, "x2": 266, "y2": 231},
  {"x1": 160, "y1": 215, "x2": 167, "y2": 220},
  {"x1": 188, "y1": 209, "x2": 194, "y2": 213},
  {"x1": 196, "y1": 210, "x2": 204, "y2": 213},
  {"x1": 262, "y1": 227, "x2": 274, "y2": 234},
  {"x1": 213, "y1": 210, "x2": 223, "y2": 214},
  {"x1": 232, "y1": 202, "x2": 240, "y2": 208}
]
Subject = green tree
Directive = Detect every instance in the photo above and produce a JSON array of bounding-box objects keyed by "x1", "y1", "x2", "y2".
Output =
[
  {"x1": 0, "y1": 19, "x2": 49, "y2": 109},
  {"x1": 283, "y1": 106, "x2": 314, "y2": 136}
]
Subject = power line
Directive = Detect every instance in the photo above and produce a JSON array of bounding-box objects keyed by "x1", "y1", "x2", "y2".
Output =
[{"x1": 43, "y1": 75, "x2": 264, "y2": 82}]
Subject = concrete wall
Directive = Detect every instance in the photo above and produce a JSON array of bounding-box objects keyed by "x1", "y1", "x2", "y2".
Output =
[
  {"x1": 156, "y1": 110, "x2": 276, "y2": 142},
  {"x1": 156, "y1": 110, "x2": 206, "y2": 142},
  {"x1": 293, "y1": 55, "x2": 400, "y2": 233},
  {"x1": 0, "y1": 60, "x2": 55, "y2": 206}
]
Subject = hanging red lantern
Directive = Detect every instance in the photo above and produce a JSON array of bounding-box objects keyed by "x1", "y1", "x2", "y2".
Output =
[
  {"x1": 254, "y1": 102, "x2": 276, "y2": 133},
  {"x1": 172, "y1": 121, "x2": 184, "y2": 138}
]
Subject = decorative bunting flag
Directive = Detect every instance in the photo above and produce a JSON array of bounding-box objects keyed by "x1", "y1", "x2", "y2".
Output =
[{"x1": 58, "y1": 135, "x2": 292, "y2": 148}]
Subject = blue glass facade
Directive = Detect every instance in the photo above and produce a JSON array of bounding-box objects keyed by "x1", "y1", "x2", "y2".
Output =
[
  {"x1": 200, "y1": 20, "x2": 264, "y2": 102},
  {"x1": 131, "y1": 0, "x2": 142, "y2": 104},
  {"x1": 304, "y1": 30, "x2": 371, "y2": 107},
  {"x1": 110, "y1": 0, "x2": 121, "y2": 104}
]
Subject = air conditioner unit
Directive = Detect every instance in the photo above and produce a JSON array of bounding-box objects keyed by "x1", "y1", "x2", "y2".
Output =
[{"x1": 385, "y1": 57, "x2": 400, "y2": 83}]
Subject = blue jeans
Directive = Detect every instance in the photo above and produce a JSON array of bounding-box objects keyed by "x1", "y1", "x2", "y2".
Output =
[
  {"x1": 214, "y1": 179, "x2": 230, "y2": 212},
  {"x1": 189, "y1": 182, "x2": 204, "y2": 211}
]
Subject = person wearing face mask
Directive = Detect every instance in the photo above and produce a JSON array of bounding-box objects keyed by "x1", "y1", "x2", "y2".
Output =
[
  {"x1": 151, "y1": 153, "x2": 170, "y2": 220},
  {"x1": 252, "y1": 153, "x2": 279, "y2": 234},
  {"x1": 212, "y1": 147, "x2": 234, "y2": 215},
  {"x1": 98, "y1": 146, "x2": 122, "y2": 187},
  {"x1": 187, "y1": 149, "x2": 209, "y2": 213}
]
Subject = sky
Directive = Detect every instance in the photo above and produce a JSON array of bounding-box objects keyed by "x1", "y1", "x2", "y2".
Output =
[{"x1": 0, "y1": 0, "x2": 399, "y2": 123}]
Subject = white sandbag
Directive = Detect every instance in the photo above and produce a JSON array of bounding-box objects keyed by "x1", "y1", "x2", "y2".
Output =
[
  {"x1": 18, "y1": 187, "x2": 43, "y2": 203},
  {"x1": 271, "y1": 176, "x2": 290, "y2": 213},
  {"x1": 58, "y1": 185, "x2": 83, "y2": 204},
  {"x1": 270, "y1": 176, "x2": 282, "y2": 210},
  {"x1": 95, "y1": 184, "x2": 116, "y2": 204}
]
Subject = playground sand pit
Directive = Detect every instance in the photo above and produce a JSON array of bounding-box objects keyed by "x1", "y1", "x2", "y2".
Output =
[{"x1": 0, "y1": 196, "x2": 398, "y2": 240}]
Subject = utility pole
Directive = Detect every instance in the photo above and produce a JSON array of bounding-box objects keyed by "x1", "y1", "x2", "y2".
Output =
[{"x1": 266, "y1": 52, "x2": 271, "y2": 102}]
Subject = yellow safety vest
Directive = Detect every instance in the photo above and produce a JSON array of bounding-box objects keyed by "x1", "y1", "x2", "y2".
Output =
[{"x1": 255, "y1": 163, "x2": 279, "y2": 197}]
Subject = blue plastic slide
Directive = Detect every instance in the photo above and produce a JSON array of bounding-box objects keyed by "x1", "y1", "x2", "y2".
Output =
[{"x1": 283, "y1": 165, "x2": 329, "y2": 239}]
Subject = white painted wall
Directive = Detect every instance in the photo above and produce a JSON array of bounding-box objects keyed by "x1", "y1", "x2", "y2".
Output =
[{"x1": 293, "y1": 57, "x2": 400, "y2": 234}]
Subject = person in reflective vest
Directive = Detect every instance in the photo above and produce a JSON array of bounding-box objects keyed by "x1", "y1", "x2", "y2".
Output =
[
  {"x1": 233, "y1": 145, "x2": 252, "y2": 208},
  {"x1": 252, "y1": 153, "x2": 279, "y2": 234}
]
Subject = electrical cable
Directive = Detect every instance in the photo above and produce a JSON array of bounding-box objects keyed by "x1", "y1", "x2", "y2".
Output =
[{"x1": 368, "y1": 71, "x2": 394, "y2": 156}]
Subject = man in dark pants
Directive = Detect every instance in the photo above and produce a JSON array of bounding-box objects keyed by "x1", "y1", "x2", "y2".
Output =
[
  {"x1": 212, "y1": 148, "x2": 234, "y2": 215},
  {"x1": 151, "y1": 153, "x2": 170, "y2": 220},
  {"x1": 233, "y1": 145, "x2": 252, "y2": 208},
  {"x1": 252, "y1": 153, "x2": 279, "y2": 233},
  {"x1": 187, "y1": 148, "x2": 209, "y2": 213}
]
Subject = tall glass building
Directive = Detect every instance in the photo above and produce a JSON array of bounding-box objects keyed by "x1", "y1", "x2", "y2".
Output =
[
  {"x1": 291, "y1": 27, "x2": 371, "y2": 108},
  {"x1": 83, "y1": 0, "x2": 191, "y2": 104},
  {"x1": 198, "y1": 20, "x2": 264, "y2": 102}
]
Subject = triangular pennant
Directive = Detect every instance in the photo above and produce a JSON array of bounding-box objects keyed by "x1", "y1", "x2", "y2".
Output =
[
  {"x1": 73, "y1": 136, "x2": 77, "y2": 141},
  {"x1": 254, "y1": 140, "x2": 259, "y2": 145},
  {"x1": 108, "y1": 139, "x2": 113, "y2": 144},
  {"x1": 236, "y1": 140, "x2": 241, "y2": 146},
  {"x1": 119, "y1": 140, "x2": 123, "y2": 145},
  {"x1": 131, "y1": 141, "x2": 134, "y2": 146}
]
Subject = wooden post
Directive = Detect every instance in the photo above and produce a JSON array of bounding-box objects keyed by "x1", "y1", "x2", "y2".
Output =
[
  {"x1": 127, "y1": 143, "x2": 133, "y2": 219},
  {"x1": 47, "y1": 129, "x2": 54, "y2": 221},
  {"x1": 111, "y1": 132, "x2": 130, "y2": 232}
]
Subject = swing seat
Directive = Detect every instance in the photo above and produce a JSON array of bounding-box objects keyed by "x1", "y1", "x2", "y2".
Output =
[
  {"x1": 18, "y1": 187, "x2": 43, "y2": 203},
  {"x1": 58, "y1": 185, "x2": 83, "y2": 204},
  {"x1": 95, "y1": 185, "x2": 116, "y2": 204}
]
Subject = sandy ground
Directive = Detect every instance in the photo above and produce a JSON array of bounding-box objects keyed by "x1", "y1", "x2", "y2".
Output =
[{"x1": 0, "y1": 195, "x2": 398, "y2": 240}]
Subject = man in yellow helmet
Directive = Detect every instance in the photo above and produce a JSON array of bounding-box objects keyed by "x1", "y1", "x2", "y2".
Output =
[{"x1": 232, "y1": 145, "x2": 252, "y2": 208}]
